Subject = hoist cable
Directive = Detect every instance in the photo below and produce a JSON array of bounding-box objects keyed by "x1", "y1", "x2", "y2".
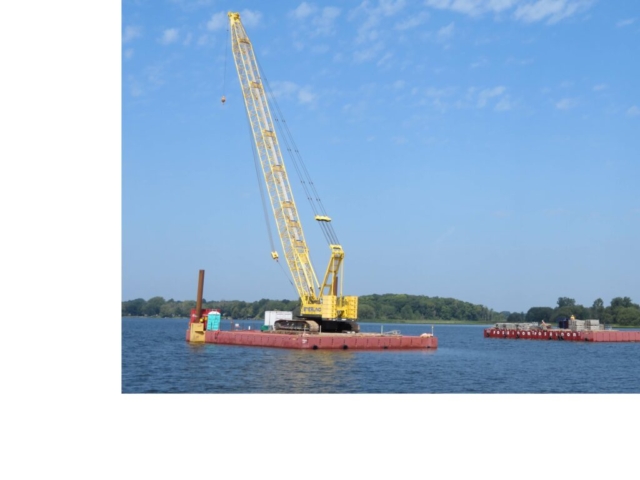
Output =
[
  {"x1": 244, "y1": 104, "x2": 277, "y2": 256},
  {"x1": 222, "y1": 27, "x2": 229, "y2": 98},
  {"x1": 257, "y1": 59, "x2": 340, "y2": 246}
]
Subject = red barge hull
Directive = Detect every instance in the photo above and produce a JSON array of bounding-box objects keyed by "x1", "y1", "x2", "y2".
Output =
[
  {"x1": 484, "y1": 328, "x2": 640, "y2": 342},
  {"x1": 187, "y1": 329, "x2": 437, "y2": 350}
]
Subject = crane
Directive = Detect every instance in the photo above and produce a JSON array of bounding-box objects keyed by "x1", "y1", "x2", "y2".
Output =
[{"x1": 227, "y1": 12, "x2": 358, "y2": 333}]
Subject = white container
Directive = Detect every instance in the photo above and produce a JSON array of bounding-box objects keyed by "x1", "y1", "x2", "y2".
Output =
[{"x1": 264, "y1": 310, "x2": 293, "y2": 327}]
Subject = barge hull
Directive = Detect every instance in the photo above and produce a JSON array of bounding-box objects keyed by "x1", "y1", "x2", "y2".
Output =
[
  {"x1": 187, "y1": 329, "x2": 437, "y2": 350},
  {"x1": 484, "y1": 328, "x2": 640, "y2": 342}
]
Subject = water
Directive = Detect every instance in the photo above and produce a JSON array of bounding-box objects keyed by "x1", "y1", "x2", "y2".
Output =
[{"x1": 122, "y1": 317, "x2": 640, "y2": 393}]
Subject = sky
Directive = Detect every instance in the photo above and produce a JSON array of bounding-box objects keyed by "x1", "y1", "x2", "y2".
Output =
[{"x1": 122, "y1": 0, "x2": 639, "y2": 313}]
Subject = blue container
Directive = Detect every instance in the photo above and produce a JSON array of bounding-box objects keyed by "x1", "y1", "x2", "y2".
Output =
[{"x1": 207, "y1": 312, "x2": 221, "y2": 331}]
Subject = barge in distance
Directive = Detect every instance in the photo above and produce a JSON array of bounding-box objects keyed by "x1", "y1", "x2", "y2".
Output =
[{"x1": 484, "y1": 317, "x2": 640, "y2": 343}]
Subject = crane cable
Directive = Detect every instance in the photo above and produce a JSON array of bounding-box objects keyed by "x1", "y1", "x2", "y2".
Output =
[
  {"x1": 257, "y1": 57, "x2": 341, "y2": 247},
  {"x1": 221, "y1": 27, "x2": 229, "y2": 103},
  {"x1": 245, "y1": 108, "x2": 296, "y2": 291},
  {"x1": 245, "y1": 108, "x2": 276, "y2": 256}
]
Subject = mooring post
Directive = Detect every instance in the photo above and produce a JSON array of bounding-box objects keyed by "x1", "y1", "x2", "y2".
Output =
[{"x1": 195, "y1": 269, "x2": 205, "y2": 319}]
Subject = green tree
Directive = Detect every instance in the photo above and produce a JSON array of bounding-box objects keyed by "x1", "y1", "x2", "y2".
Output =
[
  {"x1": 557, "y1": 297, "x2": 576, "y2": 308},
  {"x1": 159, "y1": 302, "x2": 178, "y2": 318},
  {"x1": 143, "y1": 296, "x2": 165, "y2": 316},
  {"x1": 507, "y1": 312, "x2": 525, "y2": 323},
  {"x1": 526, "y1": 307, "x2": 553, "y2": 323},
  {"x1": 591, "y1": 298, "x2": 605, "y2": 320},
  {"x1": 176, "y1": 300, "x2": 196, "y2": 318},
  {"x1": 123, "y1": 298, "x2": 146, "y2": 316},
  {"x1": 400, "y1": 304, "x2": 414, "y2": 320},
  {"x1": 611, "y1": 297, "x2": 633, "y2": 309},
  {"x1": 358, "y1": 303, "x2": 375, "y2": 320},
  {"x1": 552, "y1": 306, "x2": 576, "y2": 321},
  {"x1": 615, "y1": 307, "x2": 640, "y2": 326},
  {"x1": 379, "y1": 304, "x2": 396, "y2": 319}
]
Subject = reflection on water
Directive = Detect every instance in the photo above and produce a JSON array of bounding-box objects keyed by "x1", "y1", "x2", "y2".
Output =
[{"x1": 122, "y1": 318, "x2": 640, "y2": 393}]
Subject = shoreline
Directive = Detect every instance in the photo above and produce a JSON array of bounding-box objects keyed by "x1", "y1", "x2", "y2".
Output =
[{"x1": 121, "y1": 315, "x2": 638, "y2": 328}]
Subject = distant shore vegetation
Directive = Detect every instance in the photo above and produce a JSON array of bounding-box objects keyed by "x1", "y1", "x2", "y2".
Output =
[{"x1": 121, "y1": 294, "x2": 640, "y2": 326}]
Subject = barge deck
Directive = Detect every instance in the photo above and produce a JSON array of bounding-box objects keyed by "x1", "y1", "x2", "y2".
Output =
[{"x1": 187, "y1": 325, "x2": 437, "y2": 350}]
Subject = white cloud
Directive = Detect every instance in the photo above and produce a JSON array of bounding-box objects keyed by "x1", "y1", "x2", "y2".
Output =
[
  {"x1": 269, "y1": 81, "x2": 317, "y2": 106},
  {"x1": 477, "y1": 86, "x2": 506, "y2": 108},
  {"x1": 145, "y1": 62, "x2": 167, "y2": 87},
  {"x1": 592, "y1": 84, "x2": 607, "y2": 91},
  {"x1": 353, "y1": 41, "x2": 385, "y2": 63},
  {"x1": 160, "y1": 28, "x2": 179, "y2": 45},
  {"x1": 315, "y1": 7, "x2": 341, "y2": 35},
  {"x1": 377, "y1": 0, "x2": 407, "y2": 16},
  {"x1": 130, "y1": 82, "x2": 143, "y2": 97},
  {"x1": 494, "y1": 95, "x2": 514, "y2": 111},
  {"x1": 471, "y1": 57, "x2": 489, "y2": 68},
  {"x1": 506, "y1": 57, "x2": 534, "y2": 66},
  {"x1": 240, "y1": 9, "x2": 263, "y2": 28},
  {"x1": 289, "y1": 2, "x2": 341, "y2": 35},
  {"x1": 350, "y1": 0, "x2": 407, "y2": 44},
  {"x1": 424, "y1": 0, "x2": 594, "y2": 24},
  {"x1": 393, "y1": 80, "x2": 406, "y2": 89},
  {"x1": 437, "y1": 22, "x2": 455, "y2": 41},
  {"x1": 207, "y1": 10, "x2": 261, "y2": 30},
  {"x1": 514, "y1": 0, "x2": 594, "y2": 24},
  {"x1": 289, "y1": 4, "x2": 341, "y2": 47},
  {"x1": 377, "y1": 52, "x2": 394, "y2": 67},
  {"x1": 628, "y1": 106, "x2": 640, "y2": 117},
  {"x1": 419, "y1": 86, "x2": 457, "y2": 111},
  {"x1": 425, "y1": 0, "x2": 519, "y2": 17},
  {"x1": 556, "y1": 97, "x2": 578, "y2": 110},
  {"x1": 616, "y1": 18, "x2": 636, "y2": 28},
  {"x1": 395, "y1": 11, "x2": 429, "y2": 30},
  {"x1": 169, "y1": 0, "x2": 214, "y2": 9},
  {"x1": 311, "y1": 44, "x2": 330, "y2": 54},
  {"x1": 124, "y1": 48, "x2": 134, "y2": 60},
  {"x1": 298, "y1": 87, "x2": 317, "y2": 104},
  {"x1": 291, "y1": 2, "x2": 318, "y2": 19},
  {"x1": 270, "y1": 81, "x2": 299, "y2": 99},
  {"x1": 123, "y1": 25, "x2": 142, "y2": 43},
  {"x1": 183, "y1": 33, "x2": 192, "y2": 46},
  {"x1": 207, "y1": 12, "x2": 226, "y2": 30}
]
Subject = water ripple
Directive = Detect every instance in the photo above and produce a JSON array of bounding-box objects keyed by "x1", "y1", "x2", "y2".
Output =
[{"x1": 122, "y1": 318, "x2": 640, "y2": 393}]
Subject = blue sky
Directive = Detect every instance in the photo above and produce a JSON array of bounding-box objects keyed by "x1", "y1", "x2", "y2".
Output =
[{"x1": 122, "y1": 0, "x2": 639, "y2": 313}]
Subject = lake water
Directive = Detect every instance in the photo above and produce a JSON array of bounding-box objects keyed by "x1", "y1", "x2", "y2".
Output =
[{"x1": 122, "y1": 317, "x2": 640, "y2": 393}]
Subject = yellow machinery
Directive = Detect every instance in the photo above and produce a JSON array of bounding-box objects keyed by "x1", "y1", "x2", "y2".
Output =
[{"x1": 227, "y1": 12, "x2": 358, "y2": 333}]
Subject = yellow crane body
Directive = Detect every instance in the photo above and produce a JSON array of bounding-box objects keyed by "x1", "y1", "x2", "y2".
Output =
[{"x1": 228, "y1": 12, "x2": 358, "y2": 330}]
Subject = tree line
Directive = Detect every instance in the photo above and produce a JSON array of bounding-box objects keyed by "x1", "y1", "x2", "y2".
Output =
[
  {"x1": 505, "y1": 296, "x2": 640, "y2": 326},
  {"x1": 122, "y1": 294, "x2": 640, "y2": 326},
  {"x1": 122, "y1": 293, "x2": 504, "y2": 323},
  {"x1": 357, "y1": 294, "x2": 502, "y2": 322},
  {"x1": 122, "y1": 297, "x2": 299, "y2": 320}
]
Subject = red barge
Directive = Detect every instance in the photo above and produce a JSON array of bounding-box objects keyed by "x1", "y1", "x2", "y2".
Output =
[
  {"x1": 484, "y1": 323, "x2": 640, "y2": 343},
  {"x1": 187, "y1": 327, "x2": 437, "y2": 350},
  {"x1": 185, "y1": 270, "x2": 437, "y2": 350}
]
